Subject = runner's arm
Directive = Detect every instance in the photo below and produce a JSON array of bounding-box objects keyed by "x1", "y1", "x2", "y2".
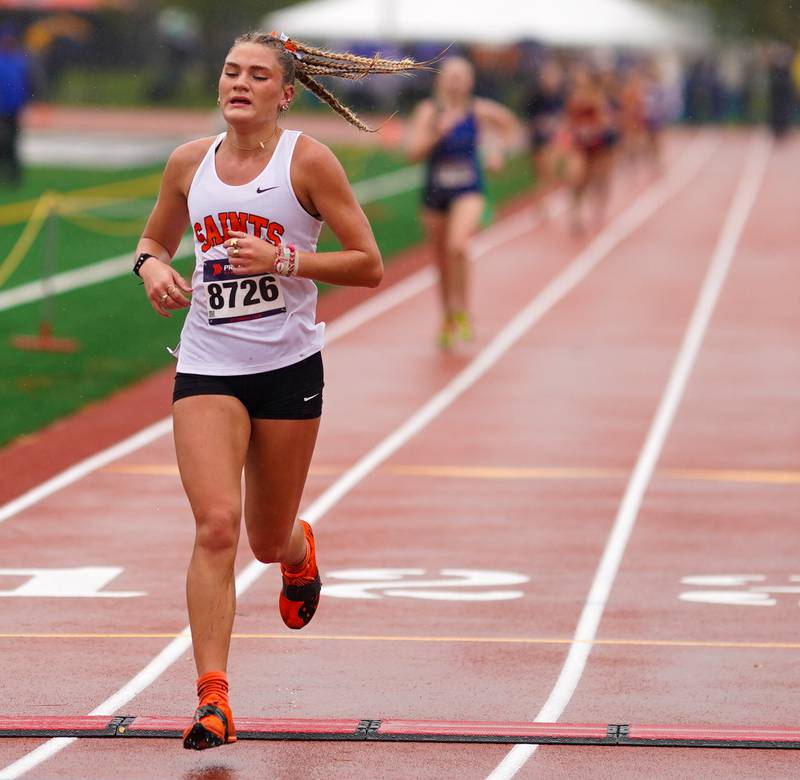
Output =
[
  {"x1": 406, "y1": 100, "x2": 445, "y2": 162},
  {"x1": 135, "y1": 142, "x2": 203, "y2": 317},
  {"x1": 137, "y1": 144, "x2": 196, "y2": 264},
  {"x1": 475, "y1": 98, "x2": 523, "y2": 151}
]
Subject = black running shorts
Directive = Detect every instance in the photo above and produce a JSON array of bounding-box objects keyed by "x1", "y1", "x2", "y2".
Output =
[{"x1": 173, "y1": 352, "x2": 323, "y2": 420}]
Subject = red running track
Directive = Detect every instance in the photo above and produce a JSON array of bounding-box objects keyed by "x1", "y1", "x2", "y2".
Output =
[{"x1": 1, "y1": 129, "x2": 799, "y2": 779}]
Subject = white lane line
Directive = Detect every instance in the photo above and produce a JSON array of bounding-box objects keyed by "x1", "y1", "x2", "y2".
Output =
[
  {"x1": 0, "y1": 136, "x2": 714, "y2": 780},
  {"x1": 485, "y1": 133, "x2": 772, "y2": 780},
  {"x1": 325, "y1": 266, "x2": 436, "y2": 342},
  {"x1": 0, "y1": 166, "x2": 424, "y2": 313}
]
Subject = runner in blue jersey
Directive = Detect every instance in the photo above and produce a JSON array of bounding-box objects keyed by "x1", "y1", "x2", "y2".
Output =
[
  {"x1": 407, "y1": 57, "x2": 519, "y2": 349},
  {"x1": 522, "y1": 58, "x2": 569, "y2": 218}
]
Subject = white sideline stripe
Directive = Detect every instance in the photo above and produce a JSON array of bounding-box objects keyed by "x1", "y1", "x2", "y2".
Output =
[
  {"x1": 350, "y1": 164, "x2": 422, "y2": 203},
  {"x1": 0, "y1": 238, "x2": 194, "y2": 313},
  {"x1": 485, "y1": 134, "x2": 771, "y2": 780},
  {"x1": 0, "y1": 137, "x2": 713, "y2": 780},
  {"x1": 0, "y1": 166, "x2": 423, "y2": 314}
]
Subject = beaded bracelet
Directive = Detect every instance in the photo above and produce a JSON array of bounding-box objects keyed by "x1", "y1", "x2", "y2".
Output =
[{"x1": 273, "y1": 243, "x2": 298, "y2": 277}]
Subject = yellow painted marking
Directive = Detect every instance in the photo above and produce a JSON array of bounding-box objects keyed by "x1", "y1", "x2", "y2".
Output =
[
  {"x1": 391, "y1": 465, "x2": 626, "y2": 480},
  {"x1": 101, "y1": 463, "x2": 800, "y2": 486},
  {"x1": 102, "y1": 464, "x2": 345, "y2": 477},
  {"x1": 0, "y1": 632, "x2": 798, "y2": 650},
  {"x1": 105, "y1": 465, "x2": 177, "y2": 476},
  {"x1": 0, "y1": 633, "x2": 180, "y2": 639},
  {"x1": 663, "y1": 468, "x2": 800, "y2": 486}
]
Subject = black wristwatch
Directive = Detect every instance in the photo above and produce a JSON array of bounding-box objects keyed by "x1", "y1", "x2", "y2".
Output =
[{"x1": 133, "y1": 252, "x2": 156, "y2": 277}]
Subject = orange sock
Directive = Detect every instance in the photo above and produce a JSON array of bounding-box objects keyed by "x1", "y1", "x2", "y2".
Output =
[
  {"x1": 197, "y1": 670, "x2": 229, "y2": 703},
  {"x1": 183, "y1": 670, "x2": 236, "y2": 749}
]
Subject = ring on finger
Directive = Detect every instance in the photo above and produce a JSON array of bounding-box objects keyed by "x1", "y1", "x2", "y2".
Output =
[
  {"x1": 230, "y1": 238, "x2": 239, "y2": 249},
  {"x1": 160, "y1": 293, "x2": 169, "y2": 302},
  {"x1": 232, "y1": 247, "x2": 240, "y2": 257}
]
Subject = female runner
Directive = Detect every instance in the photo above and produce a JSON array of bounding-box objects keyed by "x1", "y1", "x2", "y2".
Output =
[
  {"x1": 642, "y1": 60, "x2": 667, "y2": 172},
  {"x1": 133, "y1": 31, "x2": 421, "y2": 750},
  {"x1": 619, "y1": 67, "x2": 648, "y2": 165},
  {"x1": 407, "y1": 56, "x2": 519, "y2": 349},
  {"x1": 564, "y1": 64, "x2": 617, "y2": 235},
  {"x1": 523, "y1": 58, "x2": 567, "y2": 214}
]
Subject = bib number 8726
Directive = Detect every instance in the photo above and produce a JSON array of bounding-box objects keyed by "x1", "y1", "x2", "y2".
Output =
[
  {"x1": 204, "y1": 269, "x2": 286, "y2": 326},
  {"x1": 208, "y1": 277, "x2": 280, "y2": 310}
]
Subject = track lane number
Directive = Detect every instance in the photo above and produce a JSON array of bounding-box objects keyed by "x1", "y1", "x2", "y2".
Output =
[{"x1": 322, "y1": 568, "x2": 528, "y2": 601}]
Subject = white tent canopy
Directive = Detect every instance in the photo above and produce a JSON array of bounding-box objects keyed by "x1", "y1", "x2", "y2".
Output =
[{"x1": 265, "y1": 0, "x2": 708, "y2": 50}]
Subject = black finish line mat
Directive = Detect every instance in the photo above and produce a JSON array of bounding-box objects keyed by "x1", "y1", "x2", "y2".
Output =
[{"x1": 1, "y1": 717, "x2": 800, "y2": 748}]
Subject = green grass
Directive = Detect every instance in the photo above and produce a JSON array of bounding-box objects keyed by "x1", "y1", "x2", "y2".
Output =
[{"x1": 0, "y1": 150, "x2": 533, "y2": 448}]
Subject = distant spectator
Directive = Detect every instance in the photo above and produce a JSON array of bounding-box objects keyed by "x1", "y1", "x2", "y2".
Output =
[
  {"x1": 792, "y1": 46, "x2": 800, "y2": 94},
  {"x1": 520, "y1": 58, "x2": 568, "y2": 206},
  {"x1": 744, "y1": 45, "x2": 770, "y2": 124},
  {"x1": 767, "y1": 43, "x2": 795, "y2": 139},
  {"x1": 717, "y1": 47, "x2": 746, "y2": 122},
  {"x1": 653, "y1": 52, "x2": 685, "y2": 124},
  {"x1": 684, "y1": 58, "x2": 720, "y2": 123},
  {"x1": 24, "y1": 13, "x2": 90, "y2": 92},
  {"x1": 0, "y1": 25, "x2": 32, "y2": 186},
  {"x1": 148, "y1": 7, "x2": 200, "y2": 102}
]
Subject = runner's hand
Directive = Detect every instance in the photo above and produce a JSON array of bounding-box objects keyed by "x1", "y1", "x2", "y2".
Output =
[
  {"x1": 224, "y1": 231, "x2": 279, "y2": 276},
  {"x1": 141, "y1": 259, "x2": 191, "y2": 318},
  {"x1": 484, "y1": 149, "x2": 505, "y2": 173}
]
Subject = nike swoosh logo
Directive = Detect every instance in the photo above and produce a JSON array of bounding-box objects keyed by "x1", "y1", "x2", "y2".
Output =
[
  {"x1": 256, "y1": 186, "x2": 279, "y2": 193},
  {"x1": 303, "y1": 393, "x2": 320, "y2": 402}
]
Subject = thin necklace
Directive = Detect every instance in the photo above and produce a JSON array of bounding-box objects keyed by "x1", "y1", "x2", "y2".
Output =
[{"x1": 226, "y1": 125, "x2": 279, "y2": 152}]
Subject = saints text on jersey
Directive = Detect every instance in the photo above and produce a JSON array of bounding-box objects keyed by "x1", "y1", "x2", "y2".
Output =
[{"x1": 194, "y1": 211, "x2": 285, "y2": 252}]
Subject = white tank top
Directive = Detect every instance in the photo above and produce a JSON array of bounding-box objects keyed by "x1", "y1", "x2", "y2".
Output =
[{"x1": 176, "y1": 130, "x2": 324, "y2": 375}]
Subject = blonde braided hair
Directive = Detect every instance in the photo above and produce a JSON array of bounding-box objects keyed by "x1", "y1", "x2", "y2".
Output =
[{"x1": 232, "y1": 31, "x2": 428, "y2": 132}]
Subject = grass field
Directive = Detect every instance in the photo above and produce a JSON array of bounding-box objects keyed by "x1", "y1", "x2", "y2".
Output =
[{"x1": 0, "y1": 147, "x2": 534, "y2": 448}]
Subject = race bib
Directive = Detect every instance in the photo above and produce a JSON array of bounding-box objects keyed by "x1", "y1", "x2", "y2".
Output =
[
  {"x1": 203, "y1": 259, "x2": 286, "y2": 326},
  {"x1": 432, "y1": 161, "x2": 477, "y2": 189}
]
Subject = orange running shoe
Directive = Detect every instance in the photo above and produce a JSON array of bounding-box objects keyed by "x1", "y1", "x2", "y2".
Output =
[
  {"x1": 182, "y1": 698, "x2": 237, "y2": 750},
  {"x1": 279, "y1": 520, "x2": 321, "y2": 629}
]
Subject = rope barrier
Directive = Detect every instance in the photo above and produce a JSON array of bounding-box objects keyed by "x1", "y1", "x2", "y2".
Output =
[
  {"x1": 0, "y1": 173, "x2": 160, "y2": 227},
  {"x1": 59, "y1": 210, "x2": 145, "y2": 237},
  {"x1": 0, "y1": 192, "x2": 56, "y2": 288},
  {"x1": 0, "y1": 190, "x2": 152, "y2": 289}
]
